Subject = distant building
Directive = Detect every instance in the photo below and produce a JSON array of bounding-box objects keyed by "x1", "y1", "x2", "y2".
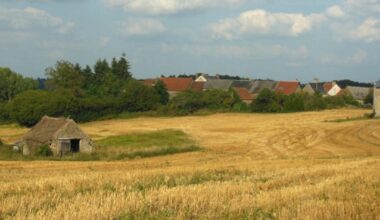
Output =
[
  {"x1": 203, "y1": 79, "x2": 233, "y2": 91},
  {"x1": 159, "y1": 77, "x2": 194, "y2": 99},
  {"x1": 345, "y1": 86, "x2": 372, "y2": 103},
  {"x1": 234, "y1": 87, "x2": 254, "y2": 104},
  {"x1": 303, "y1": 81, "x2": 342, "y2": 96},
  {"x1": 19, "y1": 116, "x2": 93, "y2": 156},
  {"x1": 374, "y1": 79, "x2": 380, "y2": 117},
  {"x1": 195, "y1": 74, "x2": 220, "y2": 82},
  {"x1": 249, "y1": 80, "x2": 277, "y2": 98},
  {"x1": 274, "y1": 81, "x2": 301, "y2": 95}
]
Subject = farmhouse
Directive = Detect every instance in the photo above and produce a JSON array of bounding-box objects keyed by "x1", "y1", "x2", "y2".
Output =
[
  {"x1": 19, "y1": 116, "x2": 93, "y2": 156},
  {"x1": 275, "y1": 81, "x2": 301, "y2": 95},
  {"x1": 324, "y1": 82, "x2": 342, "y2": 96},
  {"x1": 303, "y1": 81, "x2": 342, "y2": 96},
  {"x1": 374, "y1": 79, "x2": 380, "y2": 117},
  {"x1": 345, "y1": 86, "x2": 371, "y2": 103},
  {"x1": 159, "y1": 77, "x2": 194, "y2": 98}
]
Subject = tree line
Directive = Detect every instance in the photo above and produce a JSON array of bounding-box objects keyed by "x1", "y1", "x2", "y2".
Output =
[{"x1": 0, "y1": 54, "x2": 368, "y2": 127}]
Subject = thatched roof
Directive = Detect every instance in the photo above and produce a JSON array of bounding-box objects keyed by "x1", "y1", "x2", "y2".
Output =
[
  {"x1": 22, "y1": 116, "x2": 89, "y2": 144},
  {"x1": 345, "y1": 86, "x2": 371, "y2": 100}
]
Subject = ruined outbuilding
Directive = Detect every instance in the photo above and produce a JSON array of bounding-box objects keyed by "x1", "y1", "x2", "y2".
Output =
[{"x1": 19, "y1": 116, "x2": 93, "y2": 156}]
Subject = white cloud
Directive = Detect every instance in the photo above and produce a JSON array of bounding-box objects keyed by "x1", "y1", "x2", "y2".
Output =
[
  {"x1": 121, "y1": 18, "x2": 166, "y2": 36},
  {"x1": 210, "y1": 10, "x2": 322, "y2": 39},
  {"x1": 105, "y1": 0, "x2": 244, "y2": 15},
  {"x1": 345, "y1": 0, "x2": 380, "y2": 14},
  {"x1": 321, "y1": 50, "x2": 368, "y2": 65},
  {"x1": 347, "y1": 18, "x2": 380, "y2": 42},
  {"x1": 326, "y1": 5, "x2": 345, "y2": 18},
  {"x1": 0, "y1": 6, "x2": 74, "y2": 34}
]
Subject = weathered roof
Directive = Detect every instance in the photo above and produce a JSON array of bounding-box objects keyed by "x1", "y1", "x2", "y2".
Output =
[
  {"x1": 191, "y1": 81, "x2": 205, "y2": 91},
  {"x1": 308, "y1": 82, "x2": 326, "y2": 94},
  {"x1": 345, "y1": 86, "x2": 371, "y2": 100},
  {"x1": 160, "y1": 77, "x2": 193, "y2": 92},
  {"x1": 275, "y1": 81, "x2": 300, "y2": 95},
  {"x1": 231, "y1": 80, "x2": 253, "y2": 89},
  {"x1": 23, "y1": 116, "x2": 80, "y2": 143},
  {"x1": 249, "y1": 80, "x2": 277, "y2": 94},
  {"x1": 234, "y1": 87, "x2": 253, "y2": 100},
  {"x1": 203, "y1": 79, "x2": 233, "y2": 90}
]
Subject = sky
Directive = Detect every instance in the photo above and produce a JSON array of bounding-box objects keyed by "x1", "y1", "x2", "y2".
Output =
[{"x1": 0, "y1": 0, "x2": 379, "y2": 82}]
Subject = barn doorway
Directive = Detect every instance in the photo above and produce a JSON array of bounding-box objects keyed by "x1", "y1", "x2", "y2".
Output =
[{"x1": 70, "y1": 139, "x2": 80, "y2": 153}]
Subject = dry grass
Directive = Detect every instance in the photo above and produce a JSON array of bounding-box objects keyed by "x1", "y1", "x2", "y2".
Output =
[{"x1": 0, "y1": 109, "x2": 379, "y2": 219}]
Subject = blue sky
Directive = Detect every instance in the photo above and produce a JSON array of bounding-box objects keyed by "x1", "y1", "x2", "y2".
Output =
[{"x1": 0, "y1": 0, "x2": 379, "y2": 82}]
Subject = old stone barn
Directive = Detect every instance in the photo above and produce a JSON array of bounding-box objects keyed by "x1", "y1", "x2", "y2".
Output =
[{"x1": 20, "y1": 116, "x2": 93, "y2": 155}]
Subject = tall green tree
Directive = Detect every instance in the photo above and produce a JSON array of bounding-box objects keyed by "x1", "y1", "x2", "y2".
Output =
[
  {"x1": 153, "y1": 80, "x2": 169, "y2": 105},
  {"x1": 0, "y1": 67, "x2": 37, "y2": 102},
  {"x1": 111, "y1": 54, "x2": 131, "y2": 80},
  {"x1": 45, "y1": 61, "x2": 85, "y2": 96}
]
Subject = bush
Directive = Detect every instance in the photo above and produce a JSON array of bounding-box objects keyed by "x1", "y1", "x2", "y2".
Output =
[
  {"x1": 304, "y1": 93, "x2": 327, "y2": 111},
  {"x1": 122, "y1": 80, "x2": 160, "y2": 112},
  {"x1": 283, "y1": 94, "x2": 305, "y2": 112},
  {"x1": 0, "y1": 102, "x2": 11, "y2": 122},
  {"x1": 35, "y1": 145, "x2": 53, "y2": 157},
  {"x1": 251, "y1": 89, "x2": 283, "y2": 112}
]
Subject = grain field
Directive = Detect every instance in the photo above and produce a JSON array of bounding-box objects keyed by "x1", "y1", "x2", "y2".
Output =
[{"x1": 0, "y1": 109, "x2": 379, "y2": 219}]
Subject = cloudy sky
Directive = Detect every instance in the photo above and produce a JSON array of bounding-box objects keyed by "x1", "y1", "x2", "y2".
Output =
[{"x1": 0, "y1": 0, "x2": 379, "y2": 82}]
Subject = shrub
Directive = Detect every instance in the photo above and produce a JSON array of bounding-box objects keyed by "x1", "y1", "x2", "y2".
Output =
[
  {"x1": 283, "y1": 94, "x2": 305, "y2": 112},
  {"x1": 304, "y1": 93, "x2": 327, "y2": 111},
  {"x1": 122, "y1": 80, "x2": 160, "y2": 112},
  {"x1": 251, "y1": 89, "x2": 283, "y2": 113},
  {"x1": 35, "y1": 145, "x2": 53, "y2": 157}
]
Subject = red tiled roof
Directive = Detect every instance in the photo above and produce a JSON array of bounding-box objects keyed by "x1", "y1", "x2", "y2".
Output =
[
  {"x1": 275, "y1": 81, "x2": 300, "y2": 95},
  {"x1": 160, "y1": 77, "x2": 193, "y2": 92},
  {"x1": 234, "y1": 87, "x2": 253, "y2": 100},
  {"x1": 323, "y1": 82, "x2": 333, "y2": 93},
  {"x1": 191, "y1": 81, "x2": 205, "y2": 91}
]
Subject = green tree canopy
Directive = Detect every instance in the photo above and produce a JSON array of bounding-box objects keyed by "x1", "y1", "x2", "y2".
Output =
[{"x1": 0, "y1": 67, "x2": 37, "y2": 102}]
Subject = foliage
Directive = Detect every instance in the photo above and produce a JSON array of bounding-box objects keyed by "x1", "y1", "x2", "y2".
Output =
[
  {"x1": 251, "y1": 89, "x2": 283, "y2": 112},
  {"x1": 336, "y1": 79, "x2": 373, "y2": 89},
  {"x1": 35, "y1": 145, "x2": 53, "y2": 157},
  {"x1": 154, "y1": 80, "x2": 169, "y2": 105},
  {"x1": 251, "y1": 89, "x2": 360, "y2": 113},
  {"x1": 122, "y1": 80, "x2": 160, "y2": 112},
  {"x1": 0, "y1": 67, "x2": 37, "y2": 102},
  {"x1": 283, "y1": 93, "x2": 305, "y2": 112}
]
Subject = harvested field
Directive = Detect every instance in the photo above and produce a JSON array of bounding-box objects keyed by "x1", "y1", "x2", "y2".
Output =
[{"x1": 0, "y1": 109, "x2": 379, "y2": 219}]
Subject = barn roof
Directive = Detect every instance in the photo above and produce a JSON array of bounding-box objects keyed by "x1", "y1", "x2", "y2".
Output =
[
  {"x1": 275, "y1": 81, "x2": 300, "y2": 95},
  {"x1": 160, "y1": 77, "x2": 193, "y2": 92},
  {"x1": 234, "y1": 87, "x2": 253, "y2": 101},
  {"x1": 345, "y1": 86, "x2": 371, "y2": 100},
  {"x1": 203, "y1": 79, "x2": 233, "y2": 90},
  {"x1": 249, "y1": 80, "x2": 277, "y2": 94},
  {"x1": 23, "y1": 116, "x2": 72, "y2": 143}
]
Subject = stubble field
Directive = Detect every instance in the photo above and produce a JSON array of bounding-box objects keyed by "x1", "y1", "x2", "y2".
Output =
[{"x1": 0, "y1": 109, "x2": 379, "y2": 219}]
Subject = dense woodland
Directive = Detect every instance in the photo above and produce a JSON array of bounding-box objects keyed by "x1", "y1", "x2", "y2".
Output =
[{"x1": 0, "y1": 55, "x2": 372, "y2": 127}]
